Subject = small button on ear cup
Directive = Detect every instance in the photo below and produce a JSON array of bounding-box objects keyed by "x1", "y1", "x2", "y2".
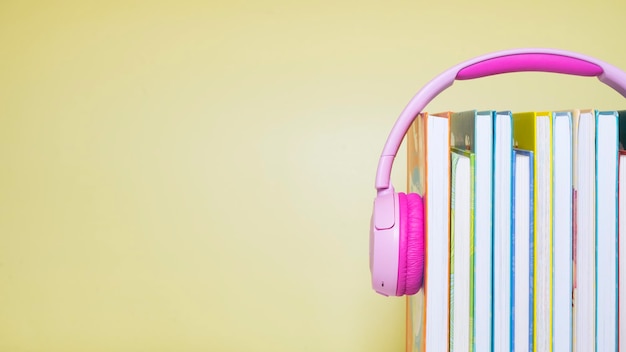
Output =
[{"x1": 405, "y1": 193, "x2": 424, "y2": 295}]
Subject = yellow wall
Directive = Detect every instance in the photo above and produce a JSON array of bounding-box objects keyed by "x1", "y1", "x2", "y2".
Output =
[{"x1": 1, "y1": 1, "x2": 625, "y2": 351}]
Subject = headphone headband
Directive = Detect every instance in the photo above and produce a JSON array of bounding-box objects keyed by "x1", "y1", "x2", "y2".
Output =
[{"x1": 374, "y1": 48, "x2": 626, "y2": 191}]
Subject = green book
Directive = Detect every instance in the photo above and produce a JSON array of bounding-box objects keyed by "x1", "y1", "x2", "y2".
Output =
[
  {"x1": 450, "y1": 148, "x2": 475, "y2": 352},
  {"x1": 450, "y1": 110, "x2": 493, "y2": 352}
]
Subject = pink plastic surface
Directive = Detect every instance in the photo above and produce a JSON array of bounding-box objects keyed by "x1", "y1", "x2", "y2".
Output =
[
  {"x1": 374, "y1": 48, "x2": 626, "y2": 190},
  {"x1": 371, "y1": 191, "x2": 424, "y2": 297},
  {"x1": 456, "y1": 53, "x2": 603, "y2": 79},
  {"x1": 370, "y1": 190, "x2": 400, "y2": 296},
  {"x1": 373, "y1": 190, "x2": 395, "y2": 230}
]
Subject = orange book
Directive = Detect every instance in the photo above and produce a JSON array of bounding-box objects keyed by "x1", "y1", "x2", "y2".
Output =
[{"x1": 406, "y1": 112, "x2": 451, "y2": 352}]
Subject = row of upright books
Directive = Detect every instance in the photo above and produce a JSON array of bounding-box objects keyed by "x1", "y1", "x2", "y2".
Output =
[{"x1": 405, "y1": 109, "x2": 625, "y2": 352}]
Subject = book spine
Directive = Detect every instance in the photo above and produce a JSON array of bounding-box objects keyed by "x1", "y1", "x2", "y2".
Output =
[
  {"x1": 450, "y1": 152, "x2": 458, "y2": 352},
  {"x1": 510, "y1": 152, "x2": 517, "y2": 352},
  {"x1": 529, "y1": 152, "x2": 535, "y2": 352},
  {"x1": 469, "y1": 153, "x2": 476, "y2": 352}
]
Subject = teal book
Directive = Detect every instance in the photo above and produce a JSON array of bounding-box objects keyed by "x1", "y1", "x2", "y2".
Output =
[
  {"x1": 450, "y1": 148, "x2": 475, "y2": 352},
  {"x1": 595, "y1": 110, "x2": 618, "y2": 352},
  {"x1": 450, "y1": 110, "x2": 493, "y2": 352}
]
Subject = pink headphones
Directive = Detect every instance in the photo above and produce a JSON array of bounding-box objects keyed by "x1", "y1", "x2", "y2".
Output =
[{"x1": 369, "y1": 48, "x2": 626, "y2": 297}]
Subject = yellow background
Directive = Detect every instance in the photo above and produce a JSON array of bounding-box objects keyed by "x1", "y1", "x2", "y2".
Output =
[{"x1": 1, "y1": 1, "x2": 625, "y2": 351}]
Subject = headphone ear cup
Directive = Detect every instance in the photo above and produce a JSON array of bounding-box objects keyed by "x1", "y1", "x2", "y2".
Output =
[
  {"x1": 405, "y1": 193, "x2": 425, "y2": 295},
  {"x1": 396, "y1": 193, "x2": 409, "y2": 296}
]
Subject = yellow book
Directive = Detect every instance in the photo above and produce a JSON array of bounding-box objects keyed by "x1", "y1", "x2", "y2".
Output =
[{"x1": 512, "y1": 111, "x2": 553, "y2": 352}]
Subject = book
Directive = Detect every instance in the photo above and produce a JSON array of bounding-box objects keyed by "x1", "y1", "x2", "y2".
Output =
[
  {"x1": 572, "y1": 109, "x2": 596, "y2": 352},
  {"x1": 493, "y1": 110, "x2": 513, "y2": 352},
  {"x1": 551, "y1": 111, "x2": 573, "y2": 352},
  {"x1": 449, "y1": 148, "x2": 474, "y2": 352},
  {"x1": 595, "y1": 110, "x2": 618, "y2": 352},
  {"x1": 450, "y1": 110, "x2": 494, "y2": 352},
  {"x1": 512, "y1": 149, "x2": 534, "y2": 352},
  {"x1": 406, "y1": 112, "x2": 451, "y2": 352},
  {"x1": 406, "y1": 112, "x2": 425, "y2": 352},
  {"x1": 619, "y1": 151, "x2": 626, "y2": 352},
  {"x1": 512, "y1": 111, "x2": 553, "y2": 352},
  {"x1": 619, "y1": 110, "x2": 626, "y2": 352}
]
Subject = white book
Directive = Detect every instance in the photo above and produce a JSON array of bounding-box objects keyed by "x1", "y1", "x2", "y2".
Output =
[
  {"x1": 494, "y1": 111, "x2": 513, "y2": 352},
  {"x1": 512, "y1": 149, "x2": 533, "y2": 352},
  {"x1": 552, "y1": 111, "x2": 573, "y2": 352},
  {"x1": 450, "y1": 110, "x2": 494, "y2": 352},
  {"x1": 512, "y1": 111, "x2": 552, "y2": 352},
  {"x1": 450, "y1": 150, "x2": 472, "y2": 352},
  {"x1": 573, "y1": 110, "x2": 596, "y2": 352},
  {"x1": 406, "y1": 112, "x2": 452, "y2": 352},
  {"x1": 595, "y1": 110, "x2": 618, "y2": 352},
  {"x1": 471, "y1": 112, "x2": 493, "y2": 352},
  {"x1": 421, "y1": 112, "x2": 451, "y2": 352},
  {"x1": 535, "y1": 114, "x2": 552, "y2": 352},
  {"x1": 618, "y1": 150, "x2": 626, "y2": 352}
]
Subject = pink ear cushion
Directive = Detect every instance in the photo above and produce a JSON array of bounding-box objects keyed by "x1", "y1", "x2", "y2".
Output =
[
  {"x1": 405, "y1": 193, "x2": 424, "y2": 295},
  {"x1": 396, "y1": 193, "x2": 408, "y2": 296},
  {"x1": 396, "y1": 192, "x2": 425, "y2": 296}
]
